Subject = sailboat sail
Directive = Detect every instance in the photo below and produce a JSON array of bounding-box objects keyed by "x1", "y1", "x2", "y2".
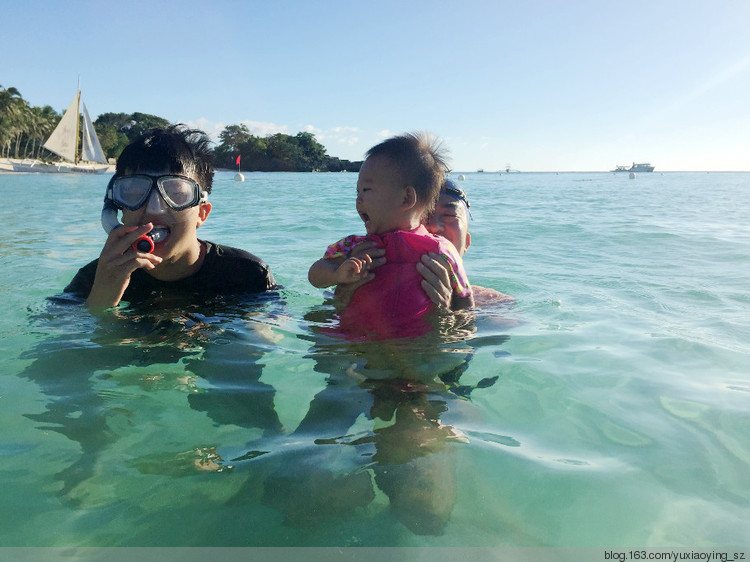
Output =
[
  {"x1": 43, "y1": 91, "x2": 80, "y2": 162},
  {"x1": 81, "y1": 103, "x2": 107, "y2": 164},
  {"x1": 42, "y1": 90, "x2": 108, "y2": 165}
]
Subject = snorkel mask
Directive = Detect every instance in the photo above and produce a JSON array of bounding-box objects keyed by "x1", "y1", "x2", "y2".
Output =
[
  {"x1": 443, "y1": 179, "x2": 471, "y2": 218},
  {"x1": 101, "y1": 173, "x2": 209, "y2": 252}
]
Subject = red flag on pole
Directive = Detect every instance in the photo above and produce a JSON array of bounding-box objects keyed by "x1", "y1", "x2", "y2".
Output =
[{"x1": 236, "y1": 155, "x2": 241, "y2": 166}]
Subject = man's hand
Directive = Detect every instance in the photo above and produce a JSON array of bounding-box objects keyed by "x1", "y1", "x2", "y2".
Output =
[
  {"x1": 86, "y1": 223, "x2": 162, "y2": 310},
  {"x1": 417, "y1": 252, "x2": 453, "y2": 309},
  {"x1": 417, "y1": 252, "x2": 475, "y2": 310}
]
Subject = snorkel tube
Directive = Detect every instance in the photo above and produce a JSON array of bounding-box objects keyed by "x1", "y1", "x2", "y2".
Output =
[
  {"x1": 101, "y1": 198, "x2": 122, "y2": 234},
  {"x1": 101, "y1": 195, "x2": 165, "y2": 254}
]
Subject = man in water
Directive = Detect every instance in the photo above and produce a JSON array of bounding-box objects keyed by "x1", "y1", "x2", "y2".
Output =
[
  {"x1": 419, "y1": 179, "x2": 513, "y2": 308},
  {"x1": 41, "y1": 126, "x2": 282, "y2": 502},
  {"x1": 64, "y1": 125, "x2": 278, "y2": 308}
]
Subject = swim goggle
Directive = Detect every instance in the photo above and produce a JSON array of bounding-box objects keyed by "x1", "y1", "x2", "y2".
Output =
[
  {"x1": 105, "y1": 174, "x2": 208, "y2": 211},
  {"x1": 443, "y1": 181, "x2": 470, "y2": 211}
]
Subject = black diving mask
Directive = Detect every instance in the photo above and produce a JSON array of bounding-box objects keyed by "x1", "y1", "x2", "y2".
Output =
[{"x1": 106, "y1": 174, "x2": 208, "y2": 211}]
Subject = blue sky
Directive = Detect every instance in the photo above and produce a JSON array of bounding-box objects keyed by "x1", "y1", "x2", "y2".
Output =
[{"x1": 3, "y1": 0, "x2": 749, "y2": 171}]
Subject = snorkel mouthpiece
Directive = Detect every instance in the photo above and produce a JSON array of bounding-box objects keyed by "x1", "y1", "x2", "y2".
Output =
[
  {"x1": 133, "y1": 235, "x2": 155, "y2": 253},
  {"x1": 132, "y1": 228, "x2": 168, "y2": 254},
  {"x1": 102, "y1": 194, "x2": 169, "y2": 254}
]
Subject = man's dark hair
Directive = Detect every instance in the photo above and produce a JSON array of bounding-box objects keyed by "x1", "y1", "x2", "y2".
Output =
[
  {"x1": 116, "y1": 124, "x2": 215, "y2": 193},
  {"x1": 365, "y1": 132, "x2": 448, "y2": 218}
]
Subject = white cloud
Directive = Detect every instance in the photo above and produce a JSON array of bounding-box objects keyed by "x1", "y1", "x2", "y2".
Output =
[
  {"x1": 184, "y1": 118, "x2": 289, "y2": 141},
  {"x1": 331, "y1": 126, "x2": 360, "y2": 145},
  {"x1": 185, "y1": 119, "x2": 365, "y2": 157},
  {"x1": 240, "y1": 120, "x2": 289, "y2": 137},
  {"x1": 331, "y1": 126, "x2": 359, "y2": 134},
  {"x1": 298, "y1": 125, "x2": 361, "y2": 147},
  {"x1": 328, "y1": 126, "x2": 360, "y2": 146},
  {"x1": 336, "y1": 136, "x2": 360, "y2": 146},
  {"x1": 184, "y1": 118, "x2": 226, "y2": 141}
]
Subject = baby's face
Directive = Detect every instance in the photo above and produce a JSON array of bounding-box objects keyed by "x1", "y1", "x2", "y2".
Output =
[{"x1": 355, "y1": 155, "x2": 407, "y2": 234}]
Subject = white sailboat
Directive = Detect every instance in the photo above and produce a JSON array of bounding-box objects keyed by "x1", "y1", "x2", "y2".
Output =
[{"x1": 12, "y1": 87, "x2": 110, "y2": 173}]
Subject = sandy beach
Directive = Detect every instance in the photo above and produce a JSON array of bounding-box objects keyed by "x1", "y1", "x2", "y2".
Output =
[{"x1": 0, "y1": 157, "x2": 114, "y2": 174}]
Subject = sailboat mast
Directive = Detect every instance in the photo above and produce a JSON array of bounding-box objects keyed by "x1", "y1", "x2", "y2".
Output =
[{"x1": 74, "y1": 77, "x2": 81, "y2": 165}]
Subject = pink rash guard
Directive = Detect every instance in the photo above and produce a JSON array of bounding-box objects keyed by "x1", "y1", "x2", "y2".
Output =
[{"x1": 323, "y1": 225, "x2": 471, "y2": 340}]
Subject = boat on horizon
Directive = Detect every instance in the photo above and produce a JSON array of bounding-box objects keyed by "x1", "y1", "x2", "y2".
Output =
[
  {"x1": 613, "y1": 162, "x2": 655, "y2": 173},
  {"x1": 10, "y1": 86, "x2": 110, "y2": 174}
]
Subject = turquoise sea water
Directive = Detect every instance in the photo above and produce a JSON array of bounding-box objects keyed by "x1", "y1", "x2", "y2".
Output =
[{"x1": 0, "y1": 170, "x2": 748, "y2": 548}]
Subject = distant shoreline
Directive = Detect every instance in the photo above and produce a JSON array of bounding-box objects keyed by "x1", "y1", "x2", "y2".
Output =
[
  {"x1": 0, "y1": 157, "x2": 115, "y2": 174},
  {"x1": 3, "y1": 159, "x2": 746, "y2": 175}
]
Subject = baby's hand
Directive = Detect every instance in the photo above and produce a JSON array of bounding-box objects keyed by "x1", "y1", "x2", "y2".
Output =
[
  {"x1": 335, "y1": 256, "x2": 373, "y2": 284},
  {"x1": 349, "y1": 240, "x2": 385, "y2": 263}
]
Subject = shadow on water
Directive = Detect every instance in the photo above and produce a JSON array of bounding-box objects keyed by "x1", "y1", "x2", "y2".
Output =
[{"x1": 19, "y1": 292, "x2": 513, "y2": 539}]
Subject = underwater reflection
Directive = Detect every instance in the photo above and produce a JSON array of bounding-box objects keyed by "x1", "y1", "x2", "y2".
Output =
[
  {"x1": 21, "y1": 293, "x2": 510, "y2": 537},
  {"x1": 20, "y1": 293, "x2": 283, "y2": 505},
  {"x1": 186, "y1": 333, "x2": 283, "y2": 437},
  {"x1": 244, "y1": 304, "x2": 505, "y2": 536}
]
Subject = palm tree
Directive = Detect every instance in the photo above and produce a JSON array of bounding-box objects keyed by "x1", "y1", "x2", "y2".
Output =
[
  {"x1": 12, "y1": 101, "x2": 33, "y2": 158},
  {"x1": 0, "y1": 86, "x2": 58, "y2": 160},
  {"x1": 22, "y1": 106, "x2": 44, "y2": 158},
  {"x1": 0, "y1": 85, "x2": 23, "y2": 115},
  {"x1": 34, "y1": 106, "x2": 59, "y2": 159},
  {"x1": 0, "y1": 85, "x2": 25, "y2": 157}
]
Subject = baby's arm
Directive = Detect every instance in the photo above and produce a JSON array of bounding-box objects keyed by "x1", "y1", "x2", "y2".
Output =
[{"x1": 308, "y1": 255, "x2": 374, "y2": 288}]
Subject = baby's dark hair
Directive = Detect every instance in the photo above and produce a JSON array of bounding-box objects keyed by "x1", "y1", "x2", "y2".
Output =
[
  {"x1": 116, "y1": 124, "x2": 215, "y2": 193},
  {"x1": 365, "y1": 132, "x2": 448, "y2": 218}
]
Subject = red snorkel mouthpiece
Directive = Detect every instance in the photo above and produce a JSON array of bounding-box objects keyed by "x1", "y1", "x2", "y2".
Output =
[
  {"x1": 133, "y1": 235, "x2": 155, "y2": 253},
  {"x1": 132, "y1": 228, "x2": 168, "y2": 253}
]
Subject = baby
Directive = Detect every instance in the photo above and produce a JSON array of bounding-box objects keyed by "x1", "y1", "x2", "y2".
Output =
[{"x1": 308, "y1": 133, "x2": 473, "y2": 339}]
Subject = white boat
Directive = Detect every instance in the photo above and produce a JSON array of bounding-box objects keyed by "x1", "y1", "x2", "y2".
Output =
[
  {"x1": 12, "y1": 87, "x2": 110, "y2": 174},
  {"x1": 613, "y1": 162, "x2": 655, "y2": 173}
]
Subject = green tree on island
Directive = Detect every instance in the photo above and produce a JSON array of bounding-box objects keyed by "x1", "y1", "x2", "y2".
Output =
[
  {"x1": 93, "y1": 112, "x2": 171, "y2": 159},
  {"x1": 1, "y1": 84, "x2": 360, "y2": 171},
  {"x1": 1, "y1": 86, "x2": 64, "y2": 160},
  {"x1": 214, "y1": 127, "x2": 360, "y2": 172}
]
